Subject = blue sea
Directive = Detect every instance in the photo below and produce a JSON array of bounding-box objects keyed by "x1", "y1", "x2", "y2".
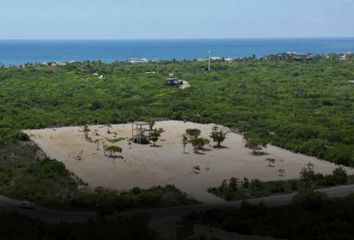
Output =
[{"x1": 1, "y1": 38, "x2": 354, "y2": 66}]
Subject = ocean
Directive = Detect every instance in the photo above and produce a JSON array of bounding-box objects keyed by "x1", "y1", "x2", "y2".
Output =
[{"x1": 0, "y1": 38, "x2": 354, "y2": 66}]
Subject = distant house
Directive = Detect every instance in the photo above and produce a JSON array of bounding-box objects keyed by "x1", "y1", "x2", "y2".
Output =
[
  {"x1": 165, "y1": 78, "x2": 183, "y2": 86},
  {"x1": 127, "y1": 58, "x2": 148, "y2": 64},
  {"x1": 273, "y1": 52, "x2": 313, "y2": 61},
  {"x1": 283, "y1": 52, "x2": 313, "y2": 61},
  {"x1": 339, "y1": 54, "x2": 349, "y2": 61},
  {"x1": 196, "y1": 58, "x2": 208, "y2": 62},
  {"x1": 292, "y1": 53, "x2": 313, "y2": 61},
  {"x1": 224, "y1": 57, "x2": 235, "y2": 63},
  {"x1": 211, "y1": 56, "x2": 222, "y2": 61},
  {"x1": 45, "y1": 61, "x2": 67, "y2": 67}
]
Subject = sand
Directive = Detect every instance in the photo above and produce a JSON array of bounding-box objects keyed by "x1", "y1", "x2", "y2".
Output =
[{"x1": 25, "y1": 121, "x2": 354, "y2": 204}]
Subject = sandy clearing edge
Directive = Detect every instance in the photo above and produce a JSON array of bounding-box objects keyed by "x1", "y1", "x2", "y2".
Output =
[{"x1": 25, "y1": 121, "x2": 354, "y2": 204}]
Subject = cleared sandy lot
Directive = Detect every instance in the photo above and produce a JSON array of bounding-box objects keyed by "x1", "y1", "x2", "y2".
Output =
[{"x1": 25, "y1": 121, "x2": 353, "y2": 204}]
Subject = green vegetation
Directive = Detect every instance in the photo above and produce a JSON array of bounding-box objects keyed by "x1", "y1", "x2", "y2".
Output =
[
  {"x1": 148, "y1": 128, "x2": 165, "y2": 146},
  {"x1": 190, "y1": 138, "x2": 210, "y2": 153},
  {"x1": 0, "y1": 212, "x2": 158, "y2": 240},
  {"x1": 183, "y1": 192, "x2": 354, "y2": 240},
  {"x1": 244, "y1": 133, "x2": 268, "y2": 155},
  {"x1": 185, "y1": 128, "x2": 210, "y2": 153},
  {"x1": 209, "y1": 126, "x2": 228, "y2": 148},
  {"x1": 72, "y1": 185, "x2": 199, "y2": 214},
  {"x1": 104, "y1": 145, "x2": 123, "y2": 158},
  {"x1": 208, "y1": 167, "x2": 354, "y2": 201},
  {"x1": 185, "y1": 129, "x2": 202, "y2": 139},
  {"x1": 1, "y1": 57, "x2": 354, "y2": 209},
  {"x1": 105, "y1": 137, "x2": 126, "y2": 143},
  {"x1": 0, "y1": 139, "x2": 197, "y2": 210},
  {"x1": 292, "y1": 188, "x2": 327, "y2": 211},
  {"x1": 1, "y1": 58, "x2": 354, "y2": 165},
  {"x1": 0, "y1": 142, "x2": 81, "y2": 207}
]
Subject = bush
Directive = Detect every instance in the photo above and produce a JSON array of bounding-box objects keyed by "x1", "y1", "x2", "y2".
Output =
[
  {"x1": 332, "y1": 167, "x2": 348, "y2": 184},
  {"x1": 293, "y1": 189, "x2": 327, "y2": 211},
  {"x1": 136, "y1": 191, "x2": 162, "y2": 207},
  {"x1": 71, "y1": 192, "x2": 98, "y2": 209},
  {"x1": 190, "y1": 137, "x2": 210, "y2": 152},
  {"x1": 209, "y1": 126, "x2": 228, "y2": 147},
  {"x1": 16, "y1": 132, "x2": 30, "y2": 141},
  {"x1": 185, "y1": 129, "x2": 201, "y2": 139}
]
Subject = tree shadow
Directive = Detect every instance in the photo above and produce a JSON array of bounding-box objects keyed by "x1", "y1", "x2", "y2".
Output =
[
  {"x1": 150, "y1": 144, "x2": 162, "y2": 148},
  {"x1": 107, "y1": 155, "x2": 124, "y2": 159},
  {"x1": 194, "y1": 151, "x2": 206, "y2": 155},
  {"x1": 250, "y1": 151, "x2": 269, "y2": 156},
  {"x1": 213, "y1": 145, "x2": 228, "y2": 149},
  {"x1": 202, "y1": 148, "x2": 212, "y2": 152}
]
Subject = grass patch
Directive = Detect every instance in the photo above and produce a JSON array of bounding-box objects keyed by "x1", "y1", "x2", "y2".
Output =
[
  {"x1": 0, "y1": 141, "x2": 198, "y2": 211},
  {"x1": 208, "y1": 167, "x2": 353, "y2": 201},
  {"x1": 105, "y1": 137, "x2": 127, "y2": 143}
]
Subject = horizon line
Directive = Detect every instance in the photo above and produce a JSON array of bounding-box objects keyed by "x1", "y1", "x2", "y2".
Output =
[{"x1": 1, "y1": 36, "x2": 354, "y2": 41}]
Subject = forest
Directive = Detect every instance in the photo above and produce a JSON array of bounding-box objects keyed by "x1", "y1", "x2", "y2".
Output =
[
  {"x1": 1, "y1": 56, "x2": 354, "y2": 166},
  {"x1": 1, "y1": 56, "x2": 354, "y2": 208}
]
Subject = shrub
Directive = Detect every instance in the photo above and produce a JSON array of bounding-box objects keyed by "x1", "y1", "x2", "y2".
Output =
[
  {"x1": 185, "y1": 129, "x2": 201, "y2": 139},
  {"x1": 244, "y1": 134, "x2": 267, "y2": 154},
  {"x1": 136, "y1": 191, "x2": 162, "y2": 207},
  {"x1": 332, "y1": 167, "x2": 348, "y2": 184},
  {"x1": 16, "y1": 132, "x2": 30, "y2": 141},
  {"x1": 209, "y1": 126, "x2": 228, "y2": 147},
  {"x1": 293, "y1": 189, "x2": 327, "y2": 211},
  {"x1": 71, "y1": 192, "x2": 97, "y2": 209},
  {"x1": 190, "y1": 138, "x2": 210, "y2": 152},
  {"x1": 148, "y1": 128, "x2": 165, "y2": 146}
]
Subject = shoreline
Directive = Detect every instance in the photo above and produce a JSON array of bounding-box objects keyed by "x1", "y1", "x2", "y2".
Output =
[{"x1": 1, "y1": 38, "x2": 353, "y2": 66}]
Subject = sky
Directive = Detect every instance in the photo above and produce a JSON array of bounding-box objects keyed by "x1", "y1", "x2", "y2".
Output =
[{"x1": 0, "y1": 0, "x2": 354, "y2": 39}]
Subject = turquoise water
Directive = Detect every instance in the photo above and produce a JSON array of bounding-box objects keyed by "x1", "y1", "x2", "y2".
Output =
[{"x1": 0, "y1": 38, "x2": 354, "y2": 65}]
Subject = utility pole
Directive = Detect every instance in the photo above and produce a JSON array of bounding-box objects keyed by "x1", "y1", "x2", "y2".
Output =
[{"x1": 208, "y1": 50, "x2": 211, "y2": 71}]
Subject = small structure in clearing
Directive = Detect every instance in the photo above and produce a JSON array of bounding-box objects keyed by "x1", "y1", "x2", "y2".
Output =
[
  {"x1": 165, "y1": 77, "x2": 183, "y2": 86},
  {"x1": 165, "y1": 77, "x2": 191, "y2": 89},
  {"x1": 179, "y1": 81, "x2": 191, "y2": 89},
  {"x1": 131, "y1": 121, "x2": 151, "y2": 144},
  {"x1": 127, "y1": 58, "x2": 148, "y2": 64}
]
